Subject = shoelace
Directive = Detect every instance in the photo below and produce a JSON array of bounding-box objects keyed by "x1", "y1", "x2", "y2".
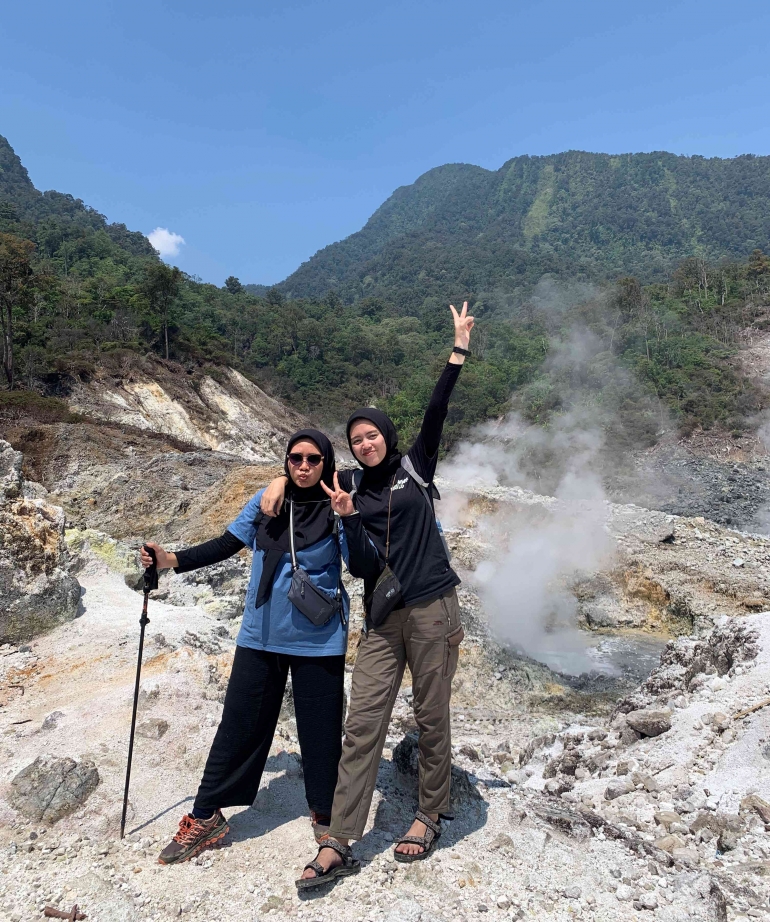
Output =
[{"x1": 173, "y1": 815, "x2": 207, "y2": 846}]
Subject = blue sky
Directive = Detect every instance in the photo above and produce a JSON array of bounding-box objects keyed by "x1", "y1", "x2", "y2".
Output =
[{"x1": 2, "y1": 0, "x2": 770, "y2": 285}]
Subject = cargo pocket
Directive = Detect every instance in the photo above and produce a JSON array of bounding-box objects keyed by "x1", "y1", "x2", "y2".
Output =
[{"x1": 443, "y1": 624, "x2": 464, "y2": 680}]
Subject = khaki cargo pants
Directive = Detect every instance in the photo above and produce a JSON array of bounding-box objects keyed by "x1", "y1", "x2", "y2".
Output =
[{"x1": 328, "y1": 590, "x2": 464, "y2": 840}]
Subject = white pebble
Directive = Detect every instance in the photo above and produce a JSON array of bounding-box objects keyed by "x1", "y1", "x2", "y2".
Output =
[{"x1": 615, "y1": 885, "x2": 634, "y2": 902}]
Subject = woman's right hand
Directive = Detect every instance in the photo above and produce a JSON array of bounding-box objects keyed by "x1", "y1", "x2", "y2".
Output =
[
  {"x1": 139, "y1": 542, "x2": 177, "y2": 571},
  {"x1": 320, "y1": 472, "x2": 356, "y2": 516},
  {"x1": 260, "y1": 476, "x2": 288, "y2": 517}
]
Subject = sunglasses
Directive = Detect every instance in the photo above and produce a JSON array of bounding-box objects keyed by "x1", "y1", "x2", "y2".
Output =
[{"x1": 287, "y1": 452, "x2": 323, "y2": 466}]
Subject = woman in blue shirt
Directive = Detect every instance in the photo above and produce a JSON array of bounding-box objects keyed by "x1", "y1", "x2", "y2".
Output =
[{"x1": 140, "y1": 428, "x2": 379, "y2": 865}]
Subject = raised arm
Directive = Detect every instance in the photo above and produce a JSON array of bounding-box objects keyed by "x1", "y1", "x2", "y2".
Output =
[
  {"x1": 448, "y1": 301, "x2": 474, "y2": 367},
  {"x1": 409, "y1": 302, "x2": 474, "y2": 474}
]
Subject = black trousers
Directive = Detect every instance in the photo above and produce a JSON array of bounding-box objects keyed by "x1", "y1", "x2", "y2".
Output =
[{"x1": 194, "y1": 645, "x2": 345, "y2": 815}]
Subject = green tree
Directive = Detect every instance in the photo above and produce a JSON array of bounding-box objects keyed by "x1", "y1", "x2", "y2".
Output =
[
  {"x1": 0, "y1": 233, "x2": 34, "y2": 389},
  {"x1": 747, "y1": 249, "x2": 770, "y2": 293},
  {"x1": 224, "y1": 275, "x2": 243, "y2": 294},
  {"x1": 142, "y1": 263, "x2": 181, "y2": 360}
]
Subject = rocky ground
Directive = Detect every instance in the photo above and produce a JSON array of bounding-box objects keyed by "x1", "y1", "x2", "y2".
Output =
[
  {"x1": 1, "y1": 465, "x2": 770, "y2": 920},
  {"x1": 607, "y1": 433, "x2": 770, "y2": 532},
  {"x1": 2, "y1": 539, "x2": 768, "y2": 922},
  {"x1": 600, "y1": 327, "x2": 770, "y2": 532}
]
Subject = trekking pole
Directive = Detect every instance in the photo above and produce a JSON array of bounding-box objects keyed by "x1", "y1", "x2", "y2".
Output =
[{"x1": 120, "y1": 545, "x2": 158, "y2": 839}]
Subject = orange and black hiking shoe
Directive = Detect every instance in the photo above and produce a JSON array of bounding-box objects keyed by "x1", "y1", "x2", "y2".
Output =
[{"x1": 158, "y1": 811, "x2": 229, "y2": 865}]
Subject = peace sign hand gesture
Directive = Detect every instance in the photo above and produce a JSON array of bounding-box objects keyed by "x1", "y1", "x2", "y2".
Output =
[
  {"x1": 321, "y1": 472, "x2": 356, "y2": 516},
  {"x1": 450, "y1": 300, "x2": 474, "y2": 351}
]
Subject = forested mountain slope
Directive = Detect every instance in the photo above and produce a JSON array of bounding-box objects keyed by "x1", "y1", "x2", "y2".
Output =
[
  {"x1": 280, "y1": 152, "x2": 770, "y2": 309},
  {"x1": 0, "y1": 136, "x2": 154, "y2": 258},
  {"x1": 1, "y1": 132, "x2": 769, "y2": 459}
]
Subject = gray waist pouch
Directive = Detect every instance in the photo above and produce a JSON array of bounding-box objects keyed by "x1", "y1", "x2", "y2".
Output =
[{"x1": 288, "y1": 566, "x2": 340, "y2": 626}]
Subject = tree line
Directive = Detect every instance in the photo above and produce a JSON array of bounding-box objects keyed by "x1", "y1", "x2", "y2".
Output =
[{"x1": 1, "y1": 203, "x2": 768, "y2": 452}]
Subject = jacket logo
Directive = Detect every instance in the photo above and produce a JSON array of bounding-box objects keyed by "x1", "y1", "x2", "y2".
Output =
[{"x1": 391, "y1": 477, "x2": 409, "y2": 492}]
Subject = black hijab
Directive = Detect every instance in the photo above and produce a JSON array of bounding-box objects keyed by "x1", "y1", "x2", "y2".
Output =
[
  {"x1": 346, "y1": 408, "x2": 402, "y2": 482},
  {"x1": 254, "y1": 428, "x2": 336, "y2": 607}
]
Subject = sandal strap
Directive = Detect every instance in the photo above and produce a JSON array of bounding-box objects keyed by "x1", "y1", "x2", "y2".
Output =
[
  {"x1": 415, "y1": 810, "x2": 441, "y2": 835},
  {"x1": 319, "y1": 838, "x2": 352, "y2": 860},
  {"x1": 397, "y1": 835, "x2": 430, "y2": 847},
  {"x1": 304, "y1": 860, "x2": 326, "y2": 876}
]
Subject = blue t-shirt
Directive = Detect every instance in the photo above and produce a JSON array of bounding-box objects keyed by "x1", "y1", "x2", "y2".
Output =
[{"x1": 228, "y1": 489, "x2": 350, "y2": 657}]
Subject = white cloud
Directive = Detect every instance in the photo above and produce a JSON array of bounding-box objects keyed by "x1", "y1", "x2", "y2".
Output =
[{"x1": 148, "y1": 227, "x2": 185, "y2": 258}]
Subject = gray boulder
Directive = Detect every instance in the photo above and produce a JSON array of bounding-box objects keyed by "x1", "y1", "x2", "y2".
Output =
[
  {"x1": 0, "y1": 440, "x2": 81, "y2": 644},
  {"x1": 136, "y1": 718, "x2": 169, "y2": 740},
  {"x1": 625, "y1": 708, "x2": 672, "y2": 737},
  {"x1": 41, "y1": 711, "x2": 65, "y2": 732},
  {"x1": 605, "y1": 780, "x2": 634, "y2": 801},
  {"x1": 10, "y1": 755, "x2": 99, "y2": 823}
]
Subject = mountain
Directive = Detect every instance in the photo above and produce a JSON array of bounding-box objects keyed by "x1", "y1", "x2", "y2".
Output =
[
  {"x1": 279, "y1": 151, "x2": 770, "y2": 309},
  {"x1": 0, "y1": 135, "x2": 154, "y2": 258}
]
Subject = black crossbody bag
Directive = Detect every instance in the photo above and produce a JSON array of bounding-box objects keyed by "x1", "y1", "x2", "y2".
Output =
[
  {"x1": 286, "y1": 499, "x2": 343, "y2": 627},
  {"x1": 366, "y1": 475, "x2": 403, "y2": 628}
]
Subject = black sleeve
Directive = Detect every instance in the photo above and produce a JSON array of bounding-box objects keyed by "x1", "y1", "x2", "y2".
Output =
[
  {"x1": 337, "y1": 469, "x2": 354, "y2": 493},
  {"x1": 340, "y1": 514, "x2": 382, "y2": 580},
  {"x1": 407, "y1": 361, "x2": 463, "y2": 482},
  {"x1": 173, "y1": 529, "x2": 246, "y2": 574}
]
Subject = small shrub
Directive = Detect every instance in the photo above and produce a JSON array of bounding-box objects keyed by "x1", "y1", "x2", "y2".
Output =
[{"x1": 0, "y1": 390, "x2": 81, "y2": 424}]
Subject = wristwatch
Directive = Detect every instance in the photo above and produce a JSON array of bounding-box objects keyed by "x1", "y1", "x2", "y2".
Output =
[{"x1": 452, "y1": 346, "x2": 471, "y2": 357}]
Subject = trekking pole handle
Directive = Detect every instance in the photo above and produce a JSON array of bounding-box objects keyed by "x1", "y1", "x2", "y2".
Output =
[{"x1": 142, "y1": 545, "x2": 159, "y2": 594}]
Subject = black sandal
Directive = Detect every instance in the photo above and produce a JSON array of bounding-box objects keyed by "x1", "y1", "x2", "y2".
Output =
[
  {"x1": 393, "y1": 810, "x2": 441, "y2": 863},
  {"x1": 295, "y1": 838, "x2": 361, "y2": 891}
]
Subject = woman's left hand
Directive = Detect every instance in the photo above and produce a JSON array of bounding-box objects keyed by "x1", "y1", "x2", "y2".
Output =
[
  {"x1": 320, "y1": 472, "x2": 356, "y2": 516},
  {"x1": 450, "y1": 301, "x2": 474, "y2": 351}
]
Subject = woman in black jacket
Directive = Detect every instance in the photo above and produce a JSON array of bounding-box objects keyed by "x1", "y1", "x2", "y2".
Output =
[{"x1": 260, "y1": 303, "x2": 474, "y2": 886}]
